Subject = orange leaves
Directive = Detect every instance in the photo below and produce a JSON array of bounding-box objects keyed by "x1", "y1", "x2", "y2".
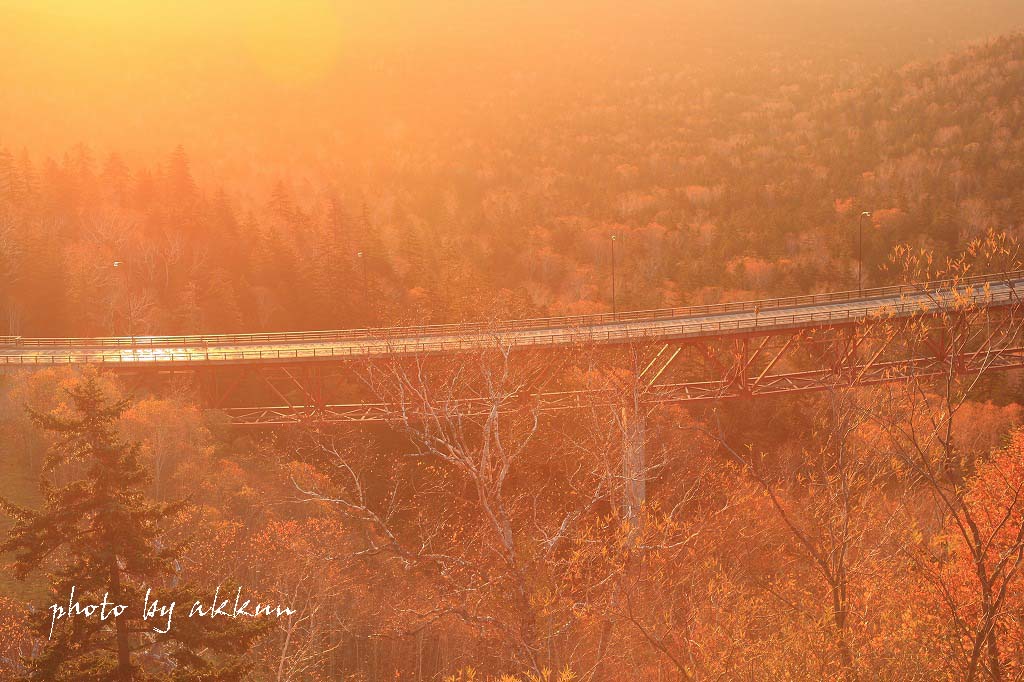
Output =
[
  {"x1": 444, "y1": 667, "x2": 578, "y2": 682},
  {"x1": 953, "y1": 401, "x2": 1024, "y2": 459},
  {"x1": 121, "y1": 396, "x2": 214, "y2": 500},
  {"x1": 0, "y1": 597, "x2": 33, "y2": 678},
  {"x1": 960, "y1": 430, "x2": 1024, "y2": 550},
  {"x1": 726, "y1": 256, "x2": 776, "y2": 289},
  {"x1": 683, "y1": 185, "x2": 713, "y2": 206},
  {"x1": 834, "y1": 197, "x2": 855, "y2": 215},
  {"x1": 870, "y1": 207, "x2": 905, "y2": 231}
]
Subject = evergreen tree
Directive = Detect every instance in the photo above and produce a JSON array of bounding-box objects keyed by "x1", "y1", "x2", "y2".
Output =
[
  {"x1": 165, "y1": 146, "x2": 197, "y2": 206},
  {"x1": 0, "y1": 148, "x2": 16, "y2": 200},
  {"x1": 0, "y1": 372, "x2": 262, "y2": 681}
]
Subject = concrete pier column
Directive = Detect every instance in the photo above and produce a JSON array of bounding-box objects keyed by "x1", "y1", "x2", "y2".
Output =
[{"x1": 620, "y1": 403, "x2": 647, "y2": 536}]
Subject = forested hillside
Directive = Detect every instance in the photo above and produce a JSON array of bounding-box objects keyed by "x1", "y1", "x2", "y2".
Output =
[
  {"x1": 4, "y1": 4, "x2": 1024, "y2": 681},
  {"x1": 3, "y1": 34, "x2": 1024, "y2": 336}
]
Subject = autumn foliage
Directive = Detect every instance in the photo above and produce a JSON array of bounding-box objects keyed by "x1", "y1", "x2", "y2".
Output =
[{"x1": 4, "y1": 4, "x2": 1024, "y2": 680}]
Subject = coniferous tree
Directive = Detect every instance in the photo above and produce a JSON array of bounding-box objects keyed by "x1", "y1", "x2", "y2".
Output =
[{"x1": 0, "y1": 372, "x2": 263, "y2": 681}]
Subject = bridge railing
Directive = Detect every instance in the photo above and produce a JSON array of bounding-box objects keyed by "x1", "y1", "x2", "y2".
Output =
[
  {"x1": 1, "y1": 279, "x2": 1019, "y2": 366},
  {"x1": 4, "y1": 269, "x2": 1023, "y2": 352}
]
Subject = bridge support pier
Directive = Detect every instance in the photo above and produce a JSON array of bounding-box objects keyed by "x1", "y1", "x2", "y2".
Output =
[{"x1": 619, "y1": 395, "x2": 647, "y2": 538}]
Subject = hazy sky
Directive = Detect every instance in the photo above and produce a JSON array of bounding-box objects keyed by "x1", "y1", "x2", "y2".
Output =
[{"x1": 2, "y1": 0, "x2": 1023, "y2": 181}]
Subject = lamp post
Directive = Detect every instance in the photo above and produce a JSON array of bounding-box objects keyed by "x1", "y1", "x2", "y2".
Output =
[
  {"x1": 112, "y1": 260, "x2": 134, "y2": 343},
  {"x1": 858, "y1": 211, "x2": 872, "y2": 295},
  {"x1": 610, "y1": 234, "x2": 617, "y2": 316},
  {"x1": 356, "y1": 251, "x2": 368, "y2": 298},
  {"x1": 112, "y1": 260, "x2": 136, "y2": 346},
  {"x1": 356, "y1": 250, "x2": 369, "y2": 324}
]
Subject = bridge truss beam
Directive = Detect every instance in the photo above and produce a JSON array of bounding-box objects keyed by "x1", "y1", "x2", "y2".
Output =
[
  {"x1": 181, "y1": 309, "x2": 1023, "y2": 425},
  {"x1": 6, "y1": 289, "x2": 1021, "y2": 427}
]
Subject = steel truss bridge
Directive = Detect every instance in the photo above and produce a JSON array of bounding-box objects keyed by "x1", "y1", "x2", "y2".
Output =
[{"x1": 2, "y1": 271, "x2": 1023, "y2": 425}]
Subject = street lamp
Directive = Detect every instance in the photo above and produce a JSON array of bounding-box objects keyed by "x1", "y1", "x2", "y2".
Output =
[
  {"x1": 858, "y1": 211, "x2": 872, "y2": 295},
  {"x1": 112, "y1": 260, "x2": 134, "y2": 343},
  {"x1": 610, "y1": 234, "x2": 617, "y2": 316},
  {"x1": 356, "y1": 251, "x2": 368, "y2": 296}
]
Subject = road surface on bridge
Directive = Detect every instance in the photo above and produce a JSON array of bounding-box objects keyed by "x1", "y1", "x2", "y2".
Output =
[{"x1": 2, "y1": 272, "x2": 1022, "y2": 367}]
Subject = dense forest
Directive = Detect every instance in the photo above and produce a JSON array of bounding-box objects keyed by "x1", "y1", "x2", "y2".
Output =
[
  {"x1": 4, "y1": 30, "x2": 1024, "y2": 336},
  {"x1": 4, "y1": 3, "x2": 1024, "y2": 681}
]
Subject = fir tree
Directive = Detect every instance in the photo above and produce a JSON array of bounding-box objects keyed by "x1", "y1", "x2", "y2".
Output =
[{"x1": 0, "y1": 372, "x2": 263, "y2": 681}]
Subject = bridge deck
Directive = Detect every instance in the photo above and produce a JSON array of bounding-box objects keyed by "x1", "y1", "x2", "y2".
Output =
[{"x1": 2, "y1": 273, "x2": 1022, "y2": 367}]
